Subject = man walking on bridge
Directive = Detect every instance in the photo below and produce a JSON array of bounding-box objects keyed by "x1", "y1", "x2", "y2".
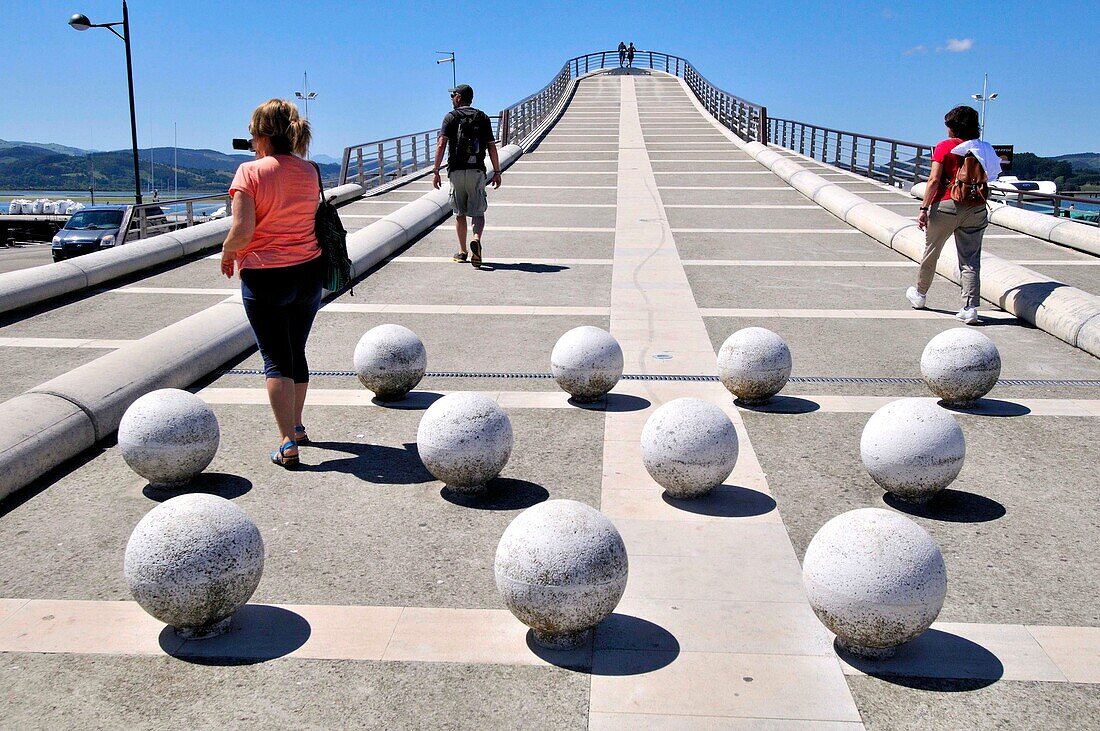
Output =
[
  {"x1": 618, "y1": 41, "x2": 627, "y2": 68},
  {"x1": 433, "y1": 83, "x2": 502, "y2": 269}
]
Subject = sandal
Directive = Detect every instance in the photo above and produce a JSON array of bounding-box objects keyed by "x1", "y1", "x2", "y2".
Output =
[
  {"x1": 271, "y1": 439, "x2": 300, "y2": 469},
  {"x1": 293, "y1": 424, "x2": 311, "y2": 445},
  {"x1": 452, "y1": 251, "x2": 468, "y2": 263},
  {"x1": 470, "y1": 239, "x2": 482, "y2": 268}
]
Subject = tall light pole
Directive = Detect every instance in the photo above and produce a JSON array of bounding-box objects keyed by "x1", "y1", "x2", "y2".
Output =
[
  {"x1": 294, "y1": 73, "x2": 318, "y2": 160},
  {"x1": 971, "y1": 73, "x2": 999, "y2": 140},
  {"x1": 69, "y1": 2, "x2": 143, "y2": 205},
  {"x1": 436, "y1": 51, "x2": 456, "y2": 89}
]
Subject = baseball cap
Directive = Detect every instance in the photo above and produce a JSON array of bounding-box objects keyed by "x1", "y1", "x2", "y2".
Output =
[{"x1": 449, "y1": 84, "x2": 474, "y2": 99}]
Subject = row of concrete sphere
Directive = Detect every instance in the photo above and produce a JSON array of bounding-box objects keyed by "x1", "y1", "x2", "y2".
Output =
[{"x1": 116, "y1": 322, "x2": 1002, "y2": 656}]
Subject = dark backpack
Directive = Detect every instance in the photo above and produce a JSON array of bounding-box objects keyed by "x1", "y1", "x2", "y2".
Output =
[
  {"x1": 453, "y1": 108, "x2": 484, "y2": 166},
  {"x1": 310, "y1": 162, "x2": 353, "y2": 294},
  {"x1": 949, "y1": 154, "x2": 989, "y2": 207}
]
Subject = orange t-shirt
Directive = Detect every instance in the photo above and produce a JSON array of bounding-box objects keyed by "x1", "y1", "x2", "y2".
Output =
[{"x1": 229, "y1": 154, "x2": 321, "y2": 269}]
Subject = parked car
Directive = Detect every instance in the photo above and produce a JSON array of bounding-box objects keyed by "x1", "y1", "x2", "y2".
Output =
[{"x1": 51, "y1": 204, "x2": 170, "y2": 262}]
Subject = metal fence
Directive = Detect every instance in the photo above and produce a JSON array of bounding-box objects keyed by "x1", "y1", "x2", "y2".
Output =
[
  {"x1": 121, "y1": 193, "x2": 231, "y2": 244},
  {"x1": 499, "y1": 50, "x2": 768, "y2": 147},
  {"x1": 769, "y1": 118, "x2": 933, "y2": 188},
  {"x1": 339, "y1": 118, "x2": 501, "y2": 188},
  {"x1": 991, "y1": 189, "x2": 1100, "y2": 226}
]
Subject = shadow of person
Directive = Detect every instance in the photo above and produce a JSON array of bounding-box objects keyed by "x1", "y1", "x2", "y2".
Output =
[
  {"x1": 835, "y1": 629, "x2": 1004, "y2": 690},
  {"x1": 884, "y1": 489, "x2": 1006, "y2": 523},
  {"x1": 160, "y1": 605, "x2": 311, "y2": 665},
  {"x1": 440, "y1": 478, "x2": 549, "y2": 511},
  {"x1": 734, "y1": 395, "x2": 820, "y2": 414},
  {"x1": 371, "y1": 391, "x2": 444, "y2": 411},
  {"x1": 525, "y1": 614, "x2": 679, "y2": 675},
  {"x1": 939, "y1": 399, "x2": 1031, "y2": 417},
  {"x1": 662, "y1": 484, "x2": 777, "y2": 518},
  {"x1": 478, "y1": 262, "x2": 570, "y2": 274},
  {"x1": 302, "y1": 441, "x2": 434, "y2": 484},
  {"x1": 143, "y1": 473, "x2": 252, "y2": 502}
]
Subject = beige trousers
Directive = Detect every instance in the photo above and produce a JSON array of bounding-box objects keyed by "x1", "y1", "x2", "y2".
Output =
[{"x1": 917, "y1": 199, "x2": 988, "y2": 309}]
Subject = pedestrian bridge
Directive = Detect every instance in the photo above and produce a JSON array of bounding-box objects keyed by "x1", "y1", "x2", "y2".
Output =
[{"x1": 0, "y1": 51, "x2": 1097, "y2": 729}]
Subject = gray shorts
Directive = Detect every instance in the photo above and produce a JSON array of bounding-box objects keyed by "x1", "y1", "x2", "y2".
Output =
[{"x1": 448, "y1": 169, "x2": 488, "y2": 217}]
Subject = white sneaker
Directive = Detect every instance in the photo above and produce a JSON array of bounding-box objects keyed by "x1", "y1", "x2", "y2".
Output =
[
  {"x1": 905, "y1": 286, "x2": 927, "y2": 309},
  {"x1": 956, "y1": 307, "x2": 978, "y2": 324}
]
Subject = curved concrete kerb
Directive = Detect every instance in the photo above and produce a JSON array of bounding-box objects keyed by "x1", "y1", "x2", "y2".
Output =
[
  {"x1": 495, "y1": 499, "x2": 628, "y2": 649},
  {"x1": 860, "y1": 399, "x2": 965, "y2": 503},
  {"x1": 640, "y1": 397, "x2": 739, "y2": 499},
  {"x1": 416, "y1": 393, "x2": 514, "y2": 495},
  {"x1": 118, "y1": 388, "x2": 220, "y2": 488},
  {"x1": 802, "y1": 508, "x2": 947, "y2": 659},
  {"x1": 717, "y1": 327, "x2": 792, "y2": 404},
  {"x1": 353, "y1": 324, "x2": 427, "y2": 401},
  {"x1": 551, "y1": 326, "x2": 624, "y2": 403},
  {"x1": 124, "y1": 493, "x2": 264, "y2": 638},
  {"x1": 920, "y1": 329, "x2": 1001, "y2": 407}
]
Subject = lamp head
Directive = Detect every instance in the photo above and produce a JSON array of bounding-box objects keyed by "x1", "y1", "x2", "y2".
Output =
[
  {"x1": 971, "y1": 94, "x2": 982, "y2": 100},
  {"x1": 307, "y1": 92, "x2": 317, "y2": 100},
  {"x1": 295, "y1": 92, "x2": 305, "y2": 99},
  {"x1": 988, "y1": 93, "x2": 999, "y2": 100},
  {"x1": 68, "y1": 13, "x2": 92, "y2": 30}
]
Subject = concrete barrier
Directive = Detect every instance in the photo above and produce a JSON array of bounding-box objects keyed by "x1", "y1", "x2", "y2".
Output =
[
  {"x1": 0, "y1": 183, "x2": 368, "y2": 316},
  {"x1": 0, "y1": 149, "x2": 520, "y2": 501},
  {"x1": 674, "y1": 72, "x2": 1100, "y2": 360},
  {"x1": 910, "y1": 182, "x2": 1100, "y2": 257}
]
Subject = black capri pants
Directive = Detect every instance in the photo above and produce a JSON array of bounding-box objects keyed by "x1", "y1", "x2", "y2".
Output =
[{"x1": 240, "y1": 255, "x2": 324, "y2": 382}]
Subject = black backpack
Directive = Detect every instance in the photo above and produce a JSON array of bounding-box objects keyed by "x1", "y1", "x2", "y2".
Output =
[
  {"x1": 454, "y1": 108, "x2": 483, "y2": 165},
  {"x1": 310, "y1": 162, "x2": 353, "y2": 294}
]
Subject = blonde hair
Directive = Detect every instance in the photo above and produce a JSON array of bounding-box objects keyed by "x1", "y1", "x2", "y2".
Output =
[{"x1": 249, "y1": 99, "x2": 311, "y2": 156}]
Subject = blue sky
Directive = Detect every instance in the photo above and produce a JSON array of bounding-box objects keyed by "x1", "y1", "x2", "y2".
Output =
[{"x1": 2, "y1": 0, "x2": 1095, "y2": 158}]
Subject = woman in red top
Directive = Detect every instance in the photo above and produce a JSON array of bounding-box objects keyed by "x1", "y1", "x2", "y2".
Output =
[
  {"x1": 222, "y1": 99, "x2": 322, "y2": 468},
  {"x1": 907, "y1": 105, "x2": 987, "y2": 324}
]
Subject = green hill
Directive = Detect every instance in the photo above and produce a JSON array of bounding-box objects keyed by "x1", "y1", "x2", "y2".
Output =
[{"x1": 1051, "y1": 152, "x2": 1100, "y2": 172}]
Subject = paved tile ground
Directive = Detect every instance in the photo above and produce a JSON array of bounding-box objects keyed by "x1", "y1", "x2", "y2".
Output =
[{"x1": 0, "y1": 69, "x2": 1097, "y2": 728}]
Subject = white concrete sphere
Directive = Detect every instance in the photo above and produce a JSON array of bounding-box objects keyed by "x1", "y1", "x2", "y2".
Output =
[
  {"x1": 717, "y1": 327, "x2": 792, "y2": 404},
  {"x1": 495, "y1": 499, "x2": 628, "y2": 649},
  {"x1": 124, "y1": 494, "x2": 264, "y2": 638},
  {"x1": 640, "y1": 398, "x2": 739, "y2": 499},
  {"x1": 920, "y1": 329, "x2": 1001, "y2": 406},
  {"x1": 550, "y1": 326, "x2": 624, "y2": 403},
  {"x1": 802, "y1": 508, "x2": 947, "y2": 658},
  {"x1": 416, "y1": 393, "x2": 513, "y2": 495},
  {"x1": 118, "y1": 389, "x2": 220, "y2": 488},
  {"x1": 353, "y1": 324, "x2": 427, "y2": 401},
  {"x1": 860, "y1": 399, "x2": 965, "y2": 503}
]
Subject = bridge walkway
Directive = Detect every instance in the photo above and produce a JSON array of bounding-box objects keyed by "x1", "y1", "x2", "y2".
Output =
[{"x1": 0, "y1": 70, "x2": 1097, "y2": 728}]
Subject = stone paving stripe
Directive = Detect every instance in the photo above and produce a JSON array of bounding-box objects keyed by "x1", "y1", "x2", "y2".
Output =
[
  {"x1": 504, "y1": 171, "x2": 622, "y2": 175},
  {"x1": 659, "y1": 186, "x2": 792, "y2": 190},
  {"x1": 479, "y1": 226, "x2": 615, "y2": 232},
  {"x1": 0, "y1": 337, "x2": 132, "y2": 349},
  {"x1": 671, "y1": 228, "x2": 863, "y2": 234},
  {"x1": 488, "y1": 202, "x2": 615, "y2": 207},
  {"x1": 499, "y1": 185, "x2": 618, "y2": 189},
  {"x1": 1027, "y1": 625, "x2": 1100, "y2": 683},
  {"x1": 116, "y1": 286, "x2": 237, "y2": 295},
  {"x1": 589, "y1": 713, "x2": 864, "y2": 731},
  {"x1": 699, "y1": 307, "x2": 1018, "y2": 320},
  {"x1": 665, "y1": 204, "x2": 821, "y2": 209},
  {"x1": 393, "y1": 256, "x2": 613, "y2": 265},
  {"x1": 653, "y1": 171, "x2": 776, "y2": 175},
  {"x1": 317, "y1": 303, "x2": 610, "y2": 316}
]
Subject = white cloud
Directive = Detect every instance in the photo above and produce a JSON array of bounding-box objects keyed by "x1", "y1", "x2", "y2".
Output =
[
  {"x1": 903, "y1": 45, "x2": 927, "y2": 56},
  {"x1": 942, "y1": 38, "x2": 974, "y2": 52}
]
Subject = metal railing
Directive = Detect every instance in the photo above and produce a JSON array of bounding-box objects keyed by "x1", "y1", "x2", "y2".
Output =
[
  {"x1": 339, "y1": 118, "x2": 502, "y2": 188},
  {"x1": 991, "y1": 188, "x2": 1100, "y2": 227},
  {"x1": 499, "y1": 50, "x2": 768, "y2": 147},
  {"x1": 120, "y1": 193, "x2": 231, "y2": 244},
  {"x1": 769, "y1": 118, "x2": 933, "y2": 188}
]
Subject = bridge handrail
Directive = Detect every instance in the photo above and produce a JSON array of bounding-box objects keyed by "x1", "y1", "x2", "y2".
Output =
[
  {"x1": 122, "y1": 193, "x2": 231, "y2": 244},
  {"x1": 498, "y1": 49, "x2": 768, "y2": 147}
]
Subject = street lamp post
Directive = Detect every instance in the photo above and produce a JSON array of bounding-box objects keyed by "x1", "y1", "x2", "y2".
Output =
[
  {"x1": 436, "y1": 51, "x2": 456, "y2": 89},
  {"x1": 970, "y1": 73, "x2": 999, "y2": 141},
  {"x1": 69, "y1": 1, "x2": 143, "y2": 205},
  {"x1": 294, "y1": 72, "x2": 318, "y2": 160}
]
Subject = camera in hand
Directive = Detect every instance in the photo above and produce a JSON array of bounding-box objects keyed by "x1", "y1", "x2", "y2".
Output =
[{"x1": 232, "y1": 138, "x2": 254, "y2": 151}]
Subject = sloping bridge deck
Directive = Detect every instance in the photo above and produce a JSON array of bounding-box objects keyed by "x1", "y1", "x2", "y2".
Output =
[{"x1": 0, "y1": 71, "x2": 1098, "y2": 728}]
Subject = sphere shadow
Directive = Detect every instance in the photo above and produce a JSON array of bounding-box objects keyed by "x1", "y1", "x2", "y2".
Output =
[
  {"x1": 371, "y1": 391, "x2": 444, "y2": 411},
  {"x1": 662, "y1": 485, "x2": 777, "y2": 518},
  {"x1": 939, "y1": 399, "x2": 1031, "y2": 417},
  {"x1": 159, "y1": 604, "x2": 311, "y2": 666},
  {"x1": 835, "y1": 629, "x2": 1004, "y2": 690},
  {"x1": 143, "y1": 472, "x2": 252, "y2": 502},
  {"x1": 302, "y1": 441, "x2": 435, "y2": 484},
  {"x1": 884, "y1": 489, "x2": 1006, "y2": 523},
  {"x1": 603, "y1": 394, "x2": 652, "y2": 413},
  {"x1": 734, "y1": 395, "x2": 820, "y2": 414},
  {"x1": 525, "y1": 614, "x2": 679, "y2": 675},
  {"x1": 440, "y1": 478, "x2": 549, "y2": 511}
]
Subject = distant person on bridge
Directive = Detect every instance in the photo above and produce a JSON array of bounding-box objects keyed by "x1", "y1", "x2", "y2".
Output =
[
  {"x1": 433, "y1": 83, "x2": 502, "y2": 269},
  {"x1": 627, "y1": 42, "x2": 636, "y2": 67},
  {"x1": 618, "y1": 41, "x2": 627, "y2": 68},
  {"x1": 907, "y1": 105, "x2": 1000, "y2": 325},
  {"x1": 221, "y1": 99, "x2": 323, "y2": 468}
]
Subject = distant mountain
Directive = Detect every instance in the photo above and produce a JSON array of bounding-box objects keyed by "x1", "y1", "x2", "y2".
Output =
[
  {"x1": 311, "y1": 154, "x2": 341, "y2": 165},
  {"x1": 1052, "y1": 153, "x2": 1100, "y2": 172},
  {"x1": 0, "y1": 139, "x2": 92, "y2": 157},
  {"x1": 0, "y1": 145, "x2": 341, "y2": 191}
]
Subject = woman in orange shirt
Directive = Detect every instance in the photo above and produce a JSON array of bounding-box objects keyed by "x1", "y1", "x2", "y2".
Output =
[{"x1": 221, "y1": 99, "x2": 322, "y2": 468}]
